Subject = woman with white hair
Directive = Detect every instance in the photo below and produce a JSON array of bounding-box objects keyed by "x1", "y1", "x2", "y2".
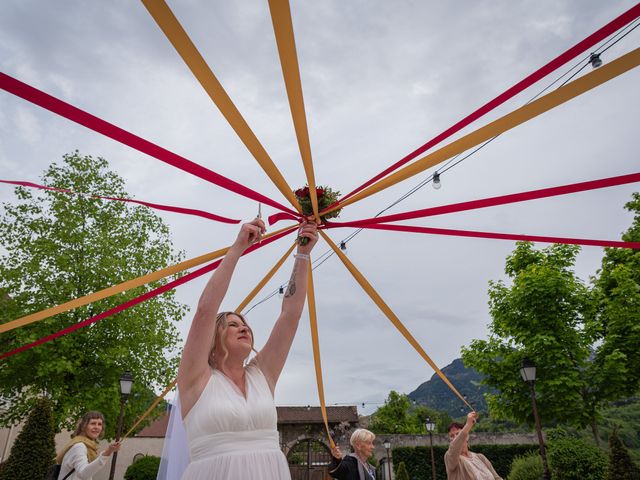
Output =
[{"x1": 329, "y1": 428, "x2": 377, "y2": 480}]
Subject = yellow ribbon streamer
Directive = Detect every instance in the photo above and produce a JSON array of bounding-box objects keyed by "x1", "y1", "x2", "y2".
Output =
[
  {"x1": 236, "y1": 242, "x2": 297, "y2": 313},
  {"x1": 141, "y1": 0, "x2": 301, "y2": 213},
  {"x1": 122, "y1": 378, "x2": 177, "y2": 440},
  {"x1": 0, "y1": 226, "x2": 294, "y2": 334},
  {"x1": 306, "y1": 258, "x2": 336, "y2": 447},
  {"x1": 320, "y1": 231, "x2": 473, "y2": 411},
  {"x1": 268, "y1": 0, "x2": 320, "y2": 222},
  {"x1": 323, "y1": 47, "x2": 640, "y2": 215}
]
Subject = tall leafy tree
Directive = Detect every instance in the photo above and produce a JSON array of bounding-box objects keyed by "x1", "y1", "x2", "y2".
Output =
[
  {"x1": 0, "y1": 152, "x2": 188, "y2": 435},
  {"x1": 590, "y1": 193, "x2": 640, "y2": 415},
  {"x1": 461, "y1": 242, "x2": 594, "y2": 431},
  {"x1": 462, "y1": 192, "x2": 640, "y2": 445}
]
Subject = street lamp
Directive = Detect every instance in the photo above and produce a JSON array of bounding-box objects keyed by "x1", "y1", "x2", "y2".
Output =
[
  {"x1": 425, "y1": 417, "x2": 436, "y2": 480},
  {"x1": 520, "y1": 359, "x2": 550, "y2": 480},
  {"x1": 383, "y1": 439, "x2": 391, "y2": 480},
  {"x1": 108, "y1": 371, "x2": 134, "y2": 480}
]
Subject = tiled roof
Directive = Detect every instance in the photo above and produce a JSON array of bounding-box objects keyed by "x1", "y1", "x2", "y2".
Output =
[
  {"x1": 135, "y1": 405, "x2": 359, "y2": 437},
  {"x1": 136, "y1": 412, "x2": 170, "y2": 437},
  {"x1": 277, "y1": 406, "x2": 358, "y2": 424}
]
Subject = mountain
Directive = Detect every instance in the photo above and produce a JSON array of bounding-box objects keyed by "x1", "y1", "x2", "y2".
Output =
[{"x1": 408, "y1": 358, "x2": 489, "y2": 417}]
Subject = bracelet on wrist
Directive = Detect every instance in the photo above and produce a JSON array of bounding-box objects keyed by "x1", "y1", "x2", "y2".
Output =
[{"x1": 294, "y1": 253, "x2": 310, "y2": 260}]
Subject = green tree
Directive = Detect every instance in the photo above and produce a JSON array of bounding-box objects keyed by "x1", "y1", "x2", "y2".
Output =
[
  {"x1": 589, "y1": 193, "x2": 640, "y2": 439},
  {"x1": 0, "y1": 152, "x2": 188, "y2": 435},
  {"x1": 462, "y1": 242, "x2": 594, "y2": 429},
  {"x1": 395, "y1": 461, "x2": 410, "y2": 480},
  {"x1": 0, "y1": 397, "x2": 56, "y2": 480},
  {"x1": 368, "y1": 391, "x2": 437, "y2": 434},
  {"x1": 462, "y1": 194, "x2": 640, "y2": 445},
  {"x1": 607, "y1": 426, "x2": 640, "y2": 480},
  {"x1": 369, "y1": 391, "x2": 414, "y2": 434}
]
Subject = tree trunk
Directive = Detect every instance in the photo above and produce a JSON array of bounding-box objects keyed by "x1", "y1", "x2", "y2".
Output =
[{"x1": 591, "y1": 418, "x2": 601, "y2": 447}]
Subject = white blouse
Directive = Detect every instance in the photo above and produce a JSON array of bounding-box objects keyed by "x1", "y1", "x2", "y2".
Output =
[{"x1": 59, "y1": 443, "x2": 109, "y2": 480}]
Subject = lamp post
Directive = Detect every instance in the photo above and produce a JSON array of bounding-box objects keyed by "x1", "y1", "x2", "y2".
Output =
[
  {"x1": 520, "y1": 359, "x2": 550, "y2": 480},
  {"x1": 108, "y1": 371, "x2": 134, "y2": 480},
  {"x1": 383, "y1": 439, "x2": 391, "y2": 480},
  {"x1": 425, "y1": 417, "x2": 436, "y2": 480}
]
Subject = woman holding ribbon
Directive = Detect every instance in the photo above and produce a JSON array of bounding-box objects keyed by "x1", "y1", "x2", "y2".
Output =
[
  {"x1": 57, "y1": 411, "x2": 120, "y2": 480},
  {"x1": 175, "y1": 218, "x2": 318, "y2": 479},
  {"x1": 329, "y1": 428, "x2": 378, "y2": 480}
]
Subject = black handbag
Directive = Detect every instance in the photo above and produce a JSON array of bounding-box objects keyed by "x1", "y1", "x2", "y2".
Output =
[{"x1": 44, "y1": 464, "x2": 75, "y2": 480}]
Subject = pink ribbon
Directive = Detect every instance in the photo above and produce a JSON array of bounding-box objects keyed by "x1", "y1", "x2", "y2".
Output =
[
  {"x1": 0, "y1": 73, "x2": 297, "y2": 215},
  {"x1": 326, "y1": 173, "x2": 640, "y2": 228},
  {"x1": 0, "y1": 179, "x2": 240, "y2": 224},
  {"x1": 345, "y1": 223, "x2": 640, "y2": 250}
]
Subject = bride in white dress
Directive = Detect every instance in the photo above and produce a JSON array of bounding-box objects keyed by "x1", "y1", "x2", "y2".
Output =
[{"x1": 177, "y1": 218, "x2": 318, "y2": 480}]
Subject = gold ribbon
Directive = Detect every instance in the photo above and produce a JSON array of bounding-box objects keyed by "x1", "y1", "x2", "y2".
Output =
[
  {"x1": 268, "y1": 0, "x2": 320, "y2": 222},
  {"x1": 323, "y1": 47, "x2": 640, "y2": 215},
  {"x1": 320, "y1": 231, "x2": 473, "y2": 411},
  {"x1": 0, "y1": 226, "x2": 293, "y2": 334},
  {"x1": 141, "y1": 0, "x2": 301, "y2": 213},
  {"x1": 306, "y1": 258, "x2": 336, "y2": 447}
]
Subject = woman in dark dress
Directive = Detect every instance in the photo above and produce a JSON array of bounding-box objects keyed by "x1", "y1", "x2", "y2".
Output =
[{"x1": 329, "y1": 428, "x2": 377, "y2": 480}]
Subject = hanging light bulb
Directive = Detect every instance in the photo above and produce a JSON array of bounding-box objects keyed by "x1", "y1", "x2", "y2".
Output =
[
  {"x1": 339, "y1": 241, "x2": 347, "y2": 253},
  {"x1": 278, "y1": 285, "x2": 285, "y2": 299},
  {"x1": 432, "y1": 171, "x2": 441, "y2": 190},
  {"x1": 589, "y1": 52, "x2": 602, "y2": 69}
]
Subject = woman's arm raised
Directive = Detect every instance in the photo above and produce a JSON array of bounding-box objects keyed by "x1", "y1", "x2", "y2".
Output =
[
  {"x1": 256, "y1": 221, "x2": 318, "y2": 391},
  {"x1": 178, "y1": 219, "x2": 265, "y2": 415}
]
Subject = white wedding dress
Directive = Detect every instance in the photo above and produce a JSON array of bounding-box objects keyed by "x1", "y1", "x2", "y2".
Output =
[{"x1": 180, "y1": 361, "x2": 291, "y2": 480}]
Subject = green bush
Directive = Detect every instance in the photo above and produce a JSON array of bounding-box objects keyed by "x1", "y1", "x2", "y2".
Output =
[
  {"x1": 547, "y1": 436, "x2": 608, "y2": 480},
  {"x1": 508, "y1": 452, "x2": 544, "y2": 480},
  {"x1": 395, "y1": 461, "x2": 410, "y2": 480},
  {"x1": 0, "y1": 397, "x2": 56, "y2": 480},
  {"x1": 392, "y1": 444, "x2": 537, "y2": 480},
  {"x1": 124, "y1": 456, "x2": 161, "y2": 480}
]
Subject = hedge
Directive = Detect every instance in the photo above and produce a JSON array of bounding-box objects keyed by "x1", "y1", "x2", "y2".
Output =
[{"x1": 392, "y1": 444, "x2": 537, "y2": 480}]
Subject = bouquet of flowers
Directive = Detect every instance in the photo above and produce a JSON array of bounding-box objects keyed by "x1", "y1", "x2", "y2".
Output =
[{"x1": 294, "y1": 185, "x2": 341, "y2": 245}]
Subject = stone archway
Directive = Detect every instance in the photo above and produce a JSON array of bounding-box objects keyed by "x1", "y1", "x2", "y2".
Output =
[{"x1": 286, "y1": 437, "x2": 333, "y2": 480}]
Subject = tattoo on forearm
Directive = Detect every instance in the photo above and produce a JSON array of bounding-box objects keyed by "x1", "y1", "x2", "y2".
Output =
[
  {"x1": 285, "y1": 280, "x2": 296, "y2": 297},
  {"x1": 284, "y1": 264, "x2": 297, "y2": 297}
]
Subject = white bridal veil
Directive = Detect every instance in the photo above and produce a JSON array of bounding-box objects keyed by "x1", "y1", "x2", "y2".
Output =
[{"x1": 157, "y1": 391, "x2": 189, "y2": 480}]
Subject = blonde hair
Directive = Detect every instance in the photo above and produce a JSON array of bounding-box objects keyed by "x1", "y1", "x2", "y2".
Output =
[
  {"x1": 208, "y1": 311, "x2": 257, "y2": 368},
  {"x1": 350, "y1": 428, "x2": 375, "y2": 448},
  {"x1": 72, "y1": 411, "x2": 105, "y2": 439}
]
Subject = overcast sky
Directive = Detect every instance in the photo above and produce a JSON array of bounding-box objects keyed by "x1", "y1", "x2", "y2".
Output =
[{"x1": 1, "y1": 1, "x2": 638, "y2": 415}]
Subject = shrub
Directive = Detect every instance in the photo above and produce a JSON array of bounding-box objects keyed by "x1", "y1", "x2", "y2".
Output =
[
  {"x1": 124, "y1": 455, "x2": 161, "y2": 480},
  {"x1": 547, "y1": 436, "x2": 608, "y2": 480},
  {"x1": 0, "y1": 397, "x2": 56, "y2": 480},
  {"x1": 607, "y1": 426, "x2": 640, "y2": 480},
  {"x1": 508, "y1": 452, "x2": 544, "y2": 480},
  {"x1": 395, "y1": 461, "x2": 410, "y2": 480}
]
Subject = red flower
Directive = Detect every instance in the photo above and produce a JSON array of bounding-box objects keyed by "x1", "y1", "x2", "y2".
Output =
[
  {"x1": 316, "y1": 187, "x2": 324, "y2": 196},
  {"x1": 295, "y1": 187, "x2": 309, "y2": 198}
]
